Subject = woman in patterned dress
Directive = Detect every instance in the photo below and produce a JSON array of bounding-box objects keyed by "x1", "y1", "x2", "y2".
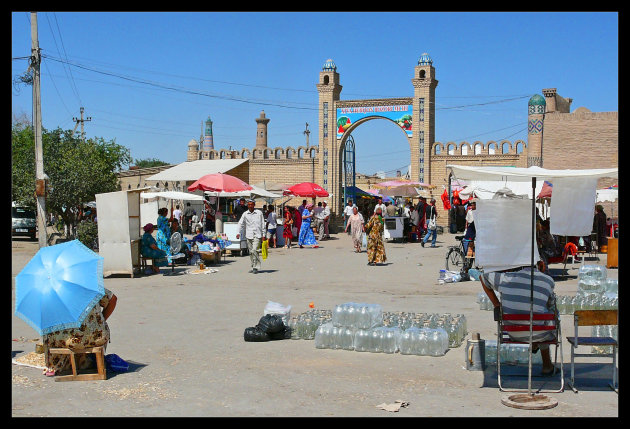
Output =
[
  {"x1": 140, "y1": 223, "x2": 168, "y2": 273},
  {"x1": 298, "y1": 203, "x2": 318, "y2": 248},
  {"x1": 365, "y1": 206, "x2": 387, "y2": 265},
  {"x1": 42, "y1": 288, "x2": 117, "y2": 376},
  {"x1": 156, "y1": 207, "x2": 171, "y2": 253}
]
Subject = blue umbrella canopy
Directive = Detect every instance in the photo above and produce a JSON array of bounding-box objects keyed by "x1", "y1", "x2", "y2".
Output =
[{"x1": 15, "y1": 240, "x2": 105, "y2": 336}]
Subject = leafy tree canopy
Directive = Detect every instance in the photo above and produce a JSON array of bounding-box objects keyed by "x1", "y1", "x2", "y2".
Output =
[
  {"x1": 134, "y1": 157, "x2": 169, "y2": 168},
  {"x1": 12, "y1": 120, "x2": 132, "y2": 235}
]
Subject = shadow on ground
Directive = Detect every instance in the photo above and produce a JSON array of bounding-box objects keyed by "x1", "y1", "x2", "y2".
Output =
[{"x1": 481, "y1": 362, "x2": 617, "y2": 392}]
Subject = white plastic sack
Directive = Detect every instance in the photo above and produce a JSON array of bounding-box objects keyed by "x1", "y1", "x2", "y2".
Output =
[
  {"x1": 264, "y1": 300, "x2": 292, "y2": 326},
  {"x1": 549, "y1": 177, "x2": 598, "y2": 236},
  {"x1": 475, "y1": 198, "x2": 540, "y2": 273}
]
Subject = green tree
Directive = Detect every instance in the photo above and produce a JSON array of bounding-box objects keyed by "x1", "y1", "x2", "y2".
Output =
[
  {"x1": 12, "y1": 121, "x2": 132, "y2": 239},
  {"x1": 134, "y1": 157, "x2": 169, "y2": 168}
]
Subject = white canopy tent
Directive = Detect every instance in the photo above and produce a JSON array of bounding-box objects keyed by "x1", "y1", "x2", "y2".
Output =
[
  {"x1": 140, "y1": 191, "x2": 204, "y2": 201},
  {"x1": 203, "y1": 185, "x2": 282, "y2": 199},
  {"x1": 447, "y1": 164, "x2": 618, "y2": 395},
  {"x1": 146, "y1": 159, "x2": 249, "y2": 182}
]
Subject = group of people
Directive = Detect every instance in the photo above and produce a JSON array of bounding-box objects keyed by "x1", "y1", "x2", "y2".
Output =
[{"x1": 140, "y1": 206, "x2": 194, "y2": 274}]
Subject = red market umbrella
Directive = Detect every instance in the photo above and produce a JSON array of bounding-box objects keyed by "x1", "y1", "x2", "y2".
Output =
[
  {"x1": 187, "y1": 173, "x2": 253, "y2": 193},
  {"x1": 284, "y1": 182, "x2": 329, "y2": 198}
]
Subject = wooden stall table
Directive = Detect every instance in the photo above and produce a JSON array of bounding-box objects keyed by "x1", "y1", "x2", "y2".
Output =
[{"x1": 606, "y1": 237, "x2": 618, "y2": 268}]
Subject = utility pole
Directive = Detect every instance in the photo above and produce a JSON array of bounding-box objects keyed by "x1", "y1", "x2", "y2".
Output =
[
  {"x1": 31, "y1": 12, "x2": 48, "y2": 248},
  {"x1": 72, "y1": 106, "x2": 91, "y2": 141},
  {"x1": 304, "y1": 122, "x2": 310, "y2": 148}
]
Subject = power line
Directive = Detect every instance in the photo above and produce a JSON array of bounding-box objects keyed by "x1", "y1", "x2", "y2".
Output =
[
  {"x1": 44, "y1": 13, "x2": 82, "y2": 106},
  {"x1": 42, "y1": 54, "x2": 318, "y2": 111}
]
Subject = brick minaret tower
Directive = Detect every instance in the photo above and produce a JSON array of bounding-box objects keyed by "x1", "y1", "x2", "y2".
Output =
[
  {"x1": 527, "y1": 94, "x2": 545, "y2": 167},
  {"x1": 255, "y1": 110, "x2": 270, "y2": 149}
]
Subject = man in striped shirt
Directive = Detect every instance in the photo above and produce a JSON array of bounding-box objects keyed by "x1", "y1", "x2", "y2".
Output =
[{"x1": 480, "y1": 262, "x2": 558, "y2": 376}]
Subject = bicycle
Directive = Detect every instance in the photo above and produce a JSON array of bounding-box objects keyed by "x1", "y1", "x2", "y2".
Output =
[{"x1": 445, "y1": 235, "x2": 477, "y2": 273}]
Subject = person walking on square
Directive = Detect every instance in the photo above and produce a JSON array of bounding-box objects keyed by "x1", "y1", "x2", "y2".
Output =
[
  {"x1": 365, "y1": 206, "x2": 387, "y2": 265},
  {"x1": 421, "y1": 198, "x2": 438, "y2": 248},
  {"x1": 345, "y1": 206, "x2": 365, "y2": 253},
  {"x1": 266, "y1": 205, "x2": 278, "y2": 248},
  {"x1": 344, "y1": 199, "x2": 356, "y2": 235},
  {"x1": 282, "y1": 206, "x2": 294, "y2": 248},
  {"x1": 237, "y1": 199, "x2": 266, "y2": 274},
  {"x1": 298, "y1": 203, "x2": 318, "y2": 248},
  {"x1": 321, "y1": 201, "x2": 331, "y2": 239},
  {"x1": 183, "y1": 202, "x2": 196, "y2": 234}
]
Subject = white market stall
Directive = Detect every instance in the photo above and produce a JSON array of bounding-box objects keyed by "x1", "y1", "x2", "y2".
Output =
[
  {"x1": 447, "y1": 164, "x2": 617, "y2": 396},
  {"x1": 96, "y1": 188, "x2": 151, "y2": 277},
  {"x1": 140, "y1": 190, "x2": 204, "y2": 231},
  {"x1": 204, "y1": 186, "x2": 283, "y2": 252}
]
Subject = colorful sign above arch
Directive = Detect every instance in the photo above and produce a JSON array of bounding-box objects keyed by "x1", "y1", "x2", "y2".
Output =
[{"x1": 336, "y1": 104, "x2": 413, "y2": 139}]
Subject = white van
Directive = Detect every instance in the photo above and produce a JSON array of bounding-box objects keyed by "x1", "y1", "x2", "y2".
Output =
[{"x1": 12, "y1": 203, "x2": 37, "y2": 240}]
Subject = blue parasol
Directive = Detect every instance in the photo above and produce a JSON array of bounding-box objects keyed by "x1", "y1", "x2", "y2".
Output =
[{"x1": 15, "y1": 239, "x2": 105, "y2": 336}]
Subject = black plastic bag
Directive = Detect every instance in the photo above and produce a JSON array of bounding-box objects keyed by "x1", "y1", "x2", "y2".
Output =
[
  {"x1": 257, "y1": 314, "x2": 285, "y2": 334},
  {"x1": 269, "y1": 327, "x2": 291, "y2": 341},
  {"x1": 244, "y1": 326, "x2": 270, "y2": 342}
]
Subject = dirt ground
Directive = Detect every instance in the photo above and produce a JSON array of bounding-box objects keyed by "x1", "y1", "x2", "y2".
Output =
[{"x1": 11, "y1": 231, "x2": 619, "y2": 417}]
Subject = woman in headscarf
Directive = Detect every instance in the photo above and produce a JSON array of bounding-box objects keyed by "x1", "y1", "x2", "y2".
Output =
[
  {"x1": 344, "y1": 206, "x2": 365, "y2": 253},
  {"x1": 298, "y1": 202, "x2": 318, "y2": 248},
  {"x1": 156, "y1": 207, "x2": 171, "y2": 253},
  {"x1": 282, "y1": 206, "x2": 294, "y2": 248},
  {"x1": 365, "y1": 206, "x2": 387, "y2": 265},
  {"x1": 140, "y1": 223, "x2": 168, "y2": 273},
  {"x1": 42, "y1": 288, "x2": 117, "y2": 377}
]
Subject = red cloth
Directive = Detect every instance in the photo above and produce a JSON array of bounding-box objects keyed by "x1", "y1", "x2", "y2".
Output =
[{"x1": 441, "y1": 189, "x2": 451, "y2": 210}]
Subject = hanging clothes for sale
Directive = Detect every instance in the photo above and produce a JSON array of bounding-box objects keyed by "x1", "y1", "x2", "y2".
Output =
[{"x1": 441, "y1": 189, "x2": 451, "y2": 210}]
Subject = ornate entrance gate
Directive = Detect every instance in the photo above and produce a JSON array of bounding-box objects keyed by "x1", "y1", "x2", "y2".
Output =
[
  {"x1": 316, "y1": 55, "x2": 438, "y2": 214},
  {"x1": 342, "y1": 134, "x2": 356, "y2": 207}
]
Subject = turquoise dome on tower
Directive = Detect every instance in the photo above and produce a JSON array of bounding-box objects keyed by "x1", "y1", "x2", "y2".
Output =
[
  {"x1": 528, "y1": 94, "x2": 546, "y2": 106},
  {"x1": 418, "y1": 53, "x2": 433, "y2": 66},
  {"x1": 322, "y1": 59, "x2": 337, "y2": 71}
]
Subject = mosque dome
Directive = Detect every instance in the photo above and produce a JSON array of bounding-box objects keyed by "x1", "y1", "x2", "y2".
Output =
[
  {"x1": 322, "y1": 59, "x2": 337, "y2": 71},
  {"x1": 528, "y1": 94, "x2": 546, "y2": 106},
  {"x1": 187, "y1": 139, "x2": 199, "y2": 150},
  {"x1": 418, "y1": 53, "x2": 433, "y2": 66}
]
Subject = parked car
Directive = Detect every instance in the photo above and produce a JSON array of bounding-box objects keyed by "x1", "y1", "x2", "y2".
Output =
[{"x1": 12, "y1": 204, "x2": 37, "y2": 240}]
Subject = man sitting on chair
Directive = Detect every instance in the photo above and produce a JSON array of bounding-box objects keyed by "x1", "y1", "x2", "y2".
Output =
[{"x1": 480, "y1": 260, "x2": 558, "y2": 376}]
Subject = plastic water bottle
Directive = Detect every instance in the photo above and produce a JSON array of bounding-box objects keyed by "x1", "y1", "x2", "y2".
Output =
[
  {"x1": 315, "y1": 323, "x2": 332, "y2": 349},
  {"x1": 354, "y1": 329, "x2": 370, "y2": 352},
  {"x1": 339, "y1": 327, "x2": 355, "y2": 350},
  {"x1": 381, "y1": 327, "x2": 400, "y2": 354},
  {"x1": 368, "y1": 328, "x2": 382, "y2": 353},
  {"x1": 439, "y1": 269, "x2": 446, "y2": 284},
  {"x1": 485, "y1": 340, "x2": 497, "y2": 365}
]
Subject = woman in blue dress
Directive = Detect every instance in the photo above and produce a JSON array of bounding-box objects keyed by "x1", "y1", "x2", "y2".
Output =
[
  {"x1": 298, "y1": 203, "x2": 318, "y2": 248},
  {"x1": 156, "y1": 207, "x2": 171, "y2": 253},
  {"x1": 140, "y1": 223, "x2": 168, "y2": 273}
]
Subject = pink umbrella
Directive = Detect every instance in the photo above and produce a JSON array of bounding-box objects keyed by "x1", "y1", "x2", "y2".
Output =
[{"x1": 187, "y1": 173, "x2": 253, "y2": 193}]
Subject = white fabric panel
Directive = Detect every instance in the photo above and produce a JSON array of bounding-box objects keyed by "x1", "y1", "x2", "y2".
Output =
[
  {"x1": 447, "y1": 165, "x2": 617, "y2": 182},
  {"x1": 597, "y1": 188, "x2": 618, "y2": 203},
  {"x1": 147, "y1": 159, "x2": 248, "y2": 181},
  {"x1": 475, "y1": 198, "x2": 540, "y2": 273},
  {"x1": 549, "y1": 177, "x2": 598, "y2": 236},
  {"x1": 141, "y1": 191, "x2": 204, "y2": 200}
]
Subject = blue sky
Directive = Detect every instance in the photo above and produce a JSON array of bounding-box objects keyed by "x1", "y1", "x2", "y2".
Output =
[{"x1": 12, "y1": 12, "x2": 618, "y2": 177}]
